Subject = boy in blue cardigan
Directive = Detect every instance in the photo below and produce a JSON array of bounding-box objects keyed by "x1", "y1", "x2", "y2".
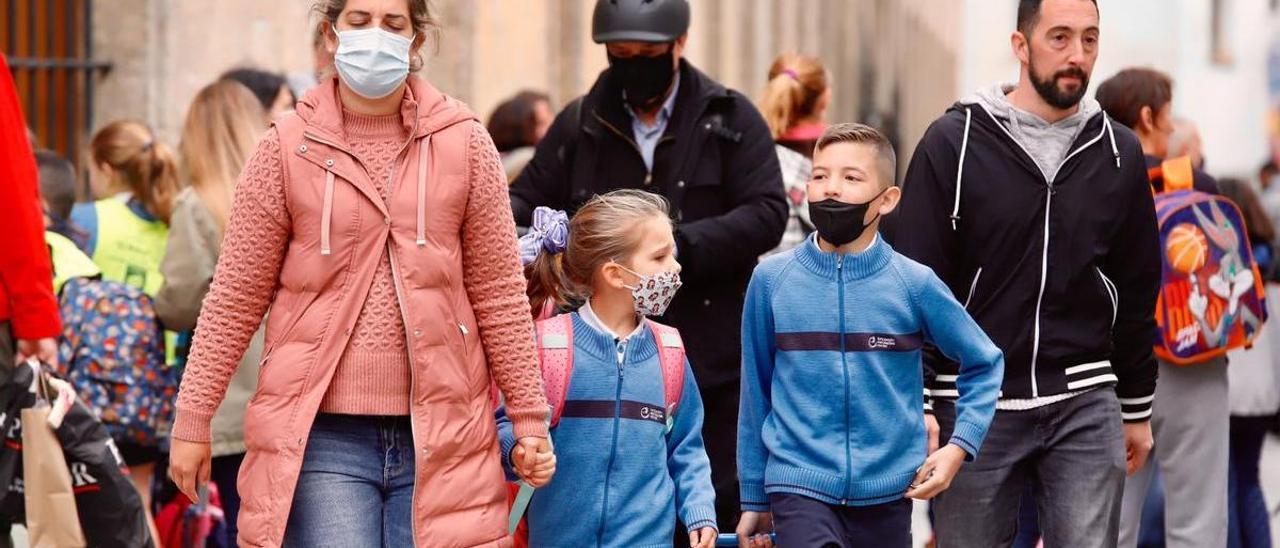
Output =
[{"x1": 735, "y1": 124, "x2": 1005, "y2": 547}]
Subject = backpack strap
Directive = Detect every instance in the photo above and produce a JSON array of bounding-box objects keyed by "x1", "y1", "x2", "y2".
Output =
[
  {"x1": 535, "y1": 314, "x2": 575, "y2": 429},
  {"x1": 1151, "y1": 156, "x2": 1195, "y2": 194},
  {"x1": 646, "y1": 320, "x2": 686, "y2": 434}
]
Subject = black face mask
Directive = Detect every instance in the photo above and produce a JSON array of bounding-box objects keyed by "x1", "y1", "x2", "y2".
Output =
[
  {"x1": 808, "y1": 190, "x2": 887, "y2": 247},
  {"x1": 607, "y1": 48, "x2": 676, "y2": 111}
]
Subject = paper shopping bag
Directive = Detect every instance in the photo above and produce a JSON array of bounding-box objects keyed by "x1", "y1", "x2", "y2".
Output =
[{"x1": 22, "y1": 404, "x2": 85, "y2": 548}]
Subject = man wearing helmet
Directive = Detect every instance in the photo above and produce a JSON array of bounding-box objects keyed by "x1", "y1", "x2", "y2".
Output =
[{"x1": 511, "y1": 0, "x2": 788, "y2": 537}]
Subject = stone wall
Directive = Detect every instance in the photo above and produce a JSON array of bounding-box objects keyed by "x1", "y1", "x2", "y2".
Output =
[{"x1": 88, "y1": 0, "x2": 962, "y2": 177}]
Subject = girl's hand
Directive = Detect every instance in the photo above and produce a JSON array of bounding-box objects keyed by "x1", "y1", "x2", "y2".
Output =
[
  {"x1": 905, "y1": 443, "x2": 968, "y2": 500},
  {"x1": 689, "y1": 526, "x2": 716, "y2": 548},
  {"x1": 512, "y1": 436, "x2": 556, "y2": 487},
  {"x1": 735, "y1": 511, "x2": 774, "y2": 547},
  {"x1": 168, "y1": 438, "x2": 212, "y2": 503}
]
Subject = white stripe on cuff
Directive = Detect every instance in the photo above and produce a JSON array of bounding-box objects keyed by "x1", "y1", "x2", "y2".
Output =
[
  {"x1": 1122, "y1": 409, "x2": 1153, "y2": 421},
  {"x1": 931, "y1": 389, "x2": 960, "y2": 398},
  {"x1": 935, "y1": 375, "x2": 959, "y2": 383},
  {"x1": 1118, "y1": 394, "x2": 1155, "y2": 405}
]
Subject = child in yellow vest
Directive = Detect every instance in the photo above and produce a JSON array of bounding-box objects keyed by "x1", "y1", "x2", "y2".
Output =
[{"x1": 66, "y1": 123, "x2": 178, "y2": 538}]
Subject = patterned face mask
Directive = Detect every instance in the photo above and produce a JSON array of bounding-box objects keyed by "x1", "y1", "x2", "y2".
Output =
[{"x1": 617, "y1": 265, "x2": 683, "y2": 317}]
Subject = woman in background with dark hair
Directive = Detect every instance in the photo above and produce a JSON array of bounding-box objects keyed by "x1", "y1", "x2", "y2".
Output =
[
  {"x1": 486, "y1": 89, "x2": 552, "y2": 182},
  {"x1": 220, "y1": 67, "x2": 297, "y2": 120},
  {"x1": 1218, "y1": 177, "x2": 1280, "y2": 548}
]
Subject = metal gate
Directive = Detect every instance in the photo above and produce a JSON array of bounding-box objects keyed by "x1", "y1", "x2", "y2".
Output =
[{"x1": 2, "y1": 0, "x2": 110, "y2": 164}]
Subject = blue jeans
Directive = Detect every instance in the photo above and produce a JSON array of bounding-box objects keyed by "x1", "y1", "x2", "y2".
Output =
[
  {"x1": 1229, "y1": 416, "x2": 1273, "y2": 548},
  {"x1": 932, "y1": 388, "x2": 1127, "y2": 548},
  {"x1": 283, "y1": 414, "x2": 415, "y2": 547},
  {"x1": 211, "y1": 453, "x2": 245, "y2": 546}
]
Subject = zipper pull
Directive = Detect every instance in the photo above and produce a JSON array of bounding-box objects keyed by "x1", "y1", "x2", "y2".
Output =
[{"x1": 615, "y1": 339, "x2": 626, "y2": 376}]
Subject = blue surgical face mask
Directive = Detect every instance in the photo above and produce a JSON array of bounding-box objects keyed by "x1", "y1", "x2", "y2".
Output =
[{"x1": 332, "y1": 25, "x2": 414, "y2": 99}]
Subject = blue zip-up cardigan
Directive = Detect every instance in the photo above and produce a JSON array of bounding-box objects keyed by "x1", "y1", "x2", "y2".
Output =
[
  {"x1": 497, "y1": 313, "x2": 717, "y2": 547},
  {"x1": 738, "y1": 235, "x2": 1004, "y2": 510}
]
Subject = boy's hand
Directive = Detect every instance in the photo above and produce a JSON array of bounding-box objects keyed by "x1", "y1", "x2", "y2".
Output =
[
  {"x1": 689, "y1": 526, "x2": 716, "y2": 548},
  {"x1": 1123, "y1": 421, "x2": 1153, "y2": 476},
  {"x1": 736, "y1": 511, "x2": 774, "y2": 547},
  {"x1": 905, "y1": 443, "x2": 967, "y2": 500},
  {"x1": 512, "y1": 436, "x2": 556, "y2": 487},
  {"x1": 924, "y1": 413, "x2": 940, "y2": 454}
]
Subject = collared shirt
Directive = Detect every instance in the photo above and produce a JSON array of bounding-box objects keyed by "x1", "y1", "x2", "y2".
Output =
[
  {"x1": 623, "y1": 73, "x2": 680, "y2": 172},
  {"x1": 578, "y1": 299, "x2": 646, "y2": 342},
  {"x1": 809, "y1": 232, "x2": 880, "y2": 255}
]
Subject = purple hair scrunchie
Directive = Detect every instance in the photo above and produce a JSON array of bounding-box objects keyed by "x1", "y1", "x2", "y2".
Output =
[{"x1": 519, "y1": 207, "x2": 570, "y2": 266}]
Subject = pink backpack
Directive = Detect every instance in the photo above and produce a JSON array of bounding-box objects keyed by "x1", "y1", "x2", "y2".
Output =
[
  {"x1": 507, "y1": 313, "x2": 688, "y2": 540},
  {"x1": 535, "y1": 313, "x2": 687, "y2": 431}
]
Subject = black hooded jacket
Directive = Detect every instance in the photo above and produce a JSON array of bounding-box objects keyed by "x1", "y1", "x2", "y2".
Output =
[
  {"x1": 510, "y1": 60, "x2": 787, "y2": 386},
  {"x1": 884, "y1": 100, "x2": 1161, "y2": 422}
]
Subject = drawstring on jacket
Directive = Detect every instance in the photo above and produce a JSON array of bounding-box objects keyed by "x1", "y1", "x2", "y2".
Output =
[
  {"x1": 951, "y1": 107, "x2": 1122, "y2": 232},
  {"x1": 951, "y1": 107, "x2": 973, "y2": 232},
  {"x1": 321, "y1": 170, "x2": 335, "y2": 255},
  {"x1": 1103, "y1": 113, "x2": 1120, "y2": 169},
  {"x1": 318, "y1": 134, "x2": 433, "y2": 255},
  {"x1": 417, "y1": 135, "x2": 431, "y2": 246}
]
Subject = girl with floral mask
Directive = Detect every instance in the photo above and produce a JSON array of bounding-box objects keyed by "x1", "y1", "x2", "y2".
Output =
[
  {"x1": 502, "y1": 190, "x2": 718, "y2": 547},
  {"x1": 166, "y1": 0, "x2": 554, "y2": 545}
]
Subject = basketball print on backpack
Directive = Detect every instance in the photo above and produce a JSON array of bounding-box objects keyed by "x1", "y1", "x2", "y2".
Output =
[{"x1": 1150, "y1": 158, "x2": 1267, "y2": 364}]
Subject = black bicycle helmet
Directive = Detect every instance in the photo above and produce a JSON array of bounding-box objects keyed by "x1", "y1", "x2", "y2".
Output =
[{"x1": 592, "y1": 0, "x2": 690, "y2": 44}]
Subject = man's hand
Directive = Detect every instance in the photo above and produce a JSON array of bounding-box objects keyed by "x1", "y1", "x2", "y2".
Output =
[
  {"x1": 1123, "y1": 421, "x2": 1154, "y2": 476},
  {"x1": 906, "y1": 443, "x2": 967, "y2": 500},
  {"x1": 16, "y1": 337, "x2": 57, "y2": 368},
  {"x1": 689, "y1": 526, "x2": 717, "y2": 548},
  {"x1": 736, "y1": 511, "x2": 775, "y2": 547},
  {"x1": 512, "y1": 436, "x2": 556, "y2": 487},
  {"x1": 925, "y1": 413, "x2": 940, "y2": 454}
]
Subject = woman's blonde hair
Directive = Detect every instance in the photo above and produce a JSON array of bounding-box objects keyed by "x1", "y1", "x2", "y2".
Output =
[
  {"x1": 89, "y1": 120, "x2": 180, "y2": 224},
  {"x1": 526, "y1": 189, "x2": 672, "y2": 314},
  {"x1": 759, "y1": 53, "x2": 829, "y2": 140},
  {"x1": 180, "y1": 80, "x2": 267, "y2": 232}
]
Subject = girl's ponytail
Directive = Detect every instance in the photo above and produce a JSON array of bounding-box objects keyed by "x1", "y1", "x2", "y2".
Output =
[
  {"x1": 519, "y1": 207, "x2": 572, "y2": 318},
  {"x1": 760, "y1": 73, "x2": 803, "y2": 140},
  {"x1": 758, "y1": 53, "x2": 830, "y2": 140},
  {"x1": 141, "y1": 140, "x2": 180, "y2": 224},
  {"x1": 89, "y1": 120, "x2": 180, "y2": 224}
]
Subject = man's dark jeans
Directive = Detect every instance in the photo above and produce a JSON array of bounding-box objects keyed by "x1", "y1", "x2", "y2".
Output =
[{"x1": 933, "y1": 388, "x2": 1127, "y2": 548}]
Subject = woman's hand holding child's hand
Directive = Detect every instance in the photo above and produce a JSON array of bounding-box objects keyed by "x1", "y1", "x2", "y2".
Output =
[
  {"x1": 905, "y1": 443, "x2": 968, "y2": 500},
  {"x1": 689, "y1": 527, "x2": 717, "y2": 548},
  {"x1": 735, "y1": 511, "x2": 775, "y2": 547},
  {"x1": 513, "y1": 436, "x2": 556, "y2": 487}
]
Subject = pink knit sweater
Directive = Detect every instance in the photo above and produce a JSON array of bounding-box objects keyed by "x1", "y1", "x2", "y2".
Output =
[{"x1": 172, "y1": 109, "x2": 544, "y2": 441}]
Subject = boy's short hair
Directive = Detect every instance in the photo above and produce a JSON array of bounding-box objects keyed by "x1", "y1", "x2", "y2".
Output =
[
  {"x1": 35, "y1": 149, "x2": 78, "y2": 222},
  {"x1": 815, "y1": 123, "x2": 897, "y2": 188},
  {"x1": 1095, "y1": 68, "x2": 1173, "y2": 130}
]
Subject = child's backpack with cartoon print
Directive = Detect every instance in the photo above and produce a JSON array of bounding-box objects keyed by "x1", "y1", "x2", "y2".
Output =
[
  {"x1": 1149, "y1": 156, "x2": 1268, "y2": 365},
  {"x1": 55, "y1": 276, "x2": 177, "y2": 447},
  {"x1": 506, "y1": 313, "x2": 687, "y2": 544}
]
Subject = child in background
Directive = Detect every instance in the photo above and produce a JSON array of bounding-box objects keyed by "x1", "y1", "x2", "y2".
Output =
[
  {"x1": 735, "y1": 124, "x2": 1004, "y2": 547},
  {"x1": 69, "y1": 120, "x2": 180, "y2": 530},
  {"x1": 1217, "y1": 177, "x2": 1280, "y2": 547},
  {"x1": 498, "y1": 190, "x2": 718, "y2": 547},
  {"x1": 36, "y1": 149, "x2": 100, "y2": 292}
]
